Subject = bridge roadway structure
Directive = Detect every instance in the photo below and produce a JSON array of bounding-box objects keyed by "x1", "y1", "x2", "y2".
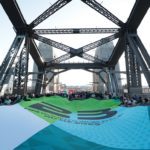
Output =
[{"x1": 0, "y1": 0, "x2": 150, "y2": 96}]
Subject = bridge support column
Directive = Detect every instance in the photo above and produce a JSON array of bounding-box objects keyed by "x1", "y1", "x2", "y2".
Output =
[
  {"x1": 0, "y1": 36, "x2": 24, "y2": 93},
  {"x1": 127, "y1": 34, "x2": 150, "y2": 95},
  {"x1": 125, "y1": 38, "x2": 142, "y2": 96},
  {"x1": 103, "y1": 68, "x2": 113, "y2": 95},
  {"x1": 109, "y1": 69, "x2": 119, "y2": 96},
  {"x1": 35, "y1": 69, "x2": 44, "y2": 95},
  {"x1": 13, "y1": 41, "x2": 29, "y2": 95},
  {"x1": 41, "y1": 71, "x2": 48, "y2": 95}
]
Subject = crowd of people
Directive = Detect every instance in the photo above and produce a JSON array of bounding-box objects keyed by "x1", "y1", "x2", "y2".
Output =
[
  {"x1": 120, "y1": 95, "x2": 150, "y2": 106},
  {"x1": 59, "y1": 91, "x2": 114, "y2": 100},
  {"x1": 0, "y1": 94, "x2": 22, "y2": 105},
  {"x1": 0, "y1": 92, "x2": 150, "y2": 107},
  {"x1": 0, "y1": 93, "x2": 55, "y2": 105}
]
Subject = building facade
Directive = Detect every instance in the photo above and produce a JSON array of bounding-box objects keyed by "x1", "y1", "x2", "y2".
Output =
[
  {"x1": 93, "y1": 41, "x2": 122, "y2": 95},
  {"x1": 32, "y1": 42, "x2": 59, "y2": 93}
]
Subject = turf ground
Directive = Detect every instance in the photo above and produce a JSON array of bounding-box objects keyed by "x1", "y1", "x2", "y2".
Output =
[{"x1": 1, "y1": 96, "x2": 150, "y2": 150}]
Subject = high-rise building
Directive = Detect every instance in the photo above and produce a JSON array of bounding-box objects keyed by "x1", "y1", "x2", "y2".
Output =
[
  {"x1": 93, "y1": 42, "x2": 122, "y2": 95},
  {"x1": 32, "y1": 42, "x2": 55, "y2": 93}
]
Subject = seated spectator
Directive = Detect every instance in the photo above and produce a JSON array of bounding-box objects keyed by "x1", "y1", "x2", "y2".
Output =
[
  {"x1": 123, "y1": 97, "x2": 128, "y2": 106},
  {"x1": 144, "y1": 98, "x2": 149, "y2": 103},
  {"x1": 127, "y1": 99, "x2": 132, "y2": 106},
  {"x1": 141, "y1": 98, "x2": 146, "y2": 104},
  {"x1": 0, "y1": 97, "x2": 2, "y2": 105},
  {"x1": 137, "y1": 96, "x2": 142, "y2": 104},
  {"x1": 4, "y1": 96, "x2": 12, "y2": 105},
  {"x1": 132, "y1": 99, "x2": 137, "y2": 106}
]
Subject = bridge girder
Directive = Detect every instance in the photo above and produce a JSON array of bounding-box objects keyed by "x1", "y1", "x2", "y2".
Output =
[
  {"x1": 34, "y1": 28, "x2": 119, "y2": 34},
  {"x1": 46, "y1": 62, "x2": 107, "y2": 69}
]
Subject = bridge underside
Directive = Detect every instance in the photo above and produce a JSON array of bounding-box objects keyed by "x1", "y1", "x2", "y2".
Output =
[
  {"x1": 0, "y1": 0, "x2": 150, "y2": 96},
  {"x1": 46, "y1": 63, "x2": 107, "y2": 69}
]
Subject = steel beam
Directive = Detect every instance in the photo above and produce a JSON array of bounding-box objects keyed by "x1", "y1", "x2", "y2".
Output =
[
  {"x1": 33, "y1": 34, "x2": 73, "y2": 53},
  {"x1": 128, "y1": 36, "x2": 150, "y2": 87},
  {"x1": 125, "y1": 45, "x2": 141, "y2": 88},
  {"x1": 46, "y1": 69, "x2": 69, "y2": 75},
  {"x1": 34, "y1": 28, "x2": 119, "y2": 34},
  {"x1": 35, "y1": 73, "x2": 44, "y2": 94},
  {"x1": 46, "y1": 62, "x2": 107, "y2": 69},
  {"x1": 23, "y1": 38, "x2": 30, "y2": 95},
  {"x1": 41, "y1": 71, "x2": 48, "y2": 94},
  {"x1": 110, "y1": 71, "x2": 119, "y2": 95},
  {"x1": 20, "y1": 46, "x2": 29, "y2": 94},
  {"x1": 99, "y1": 73, "x2": 107, "y2": 85},
  {"x1": 28, "y1": 72, "x2": 45, "y2": 75},
  {"x1": 81, "y1": 0, "x2": 124, "y2": 27},
  {"x1": 84, "y1": 69, "x2": 106, "y2": 84},
  {"x1": 29, "y1": 38, "x2": 44, "y2": 69},
  {"x1": 29, "y1": 0, "x2": 72, "y2": 28},
  {"x1": 13, "y1": 61, "x2": 20, "y2": 94},
  {"x1": 132, "y1": 52, "x2": 141, "y2": 87},
  {"x1": 107, "y1": 35, "x2": 126, "y2": 66},
  {"x1": 41, "y1": 69, "x2": 69, "y2": 93},
  {"x1": 46, "y1": 69, "x2": 68, "y2": 86},
  {"x1": 81, "y1": 33, "x2": 120, "y2": 52},
  {"x1": 0, "y1": 35, "x2": 24, "y2": 90},
  {"x1": 33, "y1": 33, "x2": 119, "y2": 64},
  {"x1": 47, "y1": 53, "x2": 71, "y2": 64},
  {"x1": 0, "y1": 0, "x2": 26, "y2": 31},
  {"x1": 13, "y1": 41, "x2": 29, "y2": 95},
  {"x1": 134, "y1": 35, "x2": 150, "y2": 68},
  {"x1": 46, "y1": 74, "x2": 55, "y2": 86},
  {"x1": 125, "y1": 45, "x2": 131, "y2": 90},
  {"x1": 127, "y1": 0, "x2": 150, "y2": 31},
  {"x1": 81, "y1": 53, "x2": 105, "y2": 63}
]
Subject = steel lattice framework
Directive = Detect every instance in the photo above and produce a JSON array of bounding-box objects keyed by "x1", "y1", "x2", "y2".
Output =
[{"x1": 0, "y1": 0, "x2": 150, "y2": 95}]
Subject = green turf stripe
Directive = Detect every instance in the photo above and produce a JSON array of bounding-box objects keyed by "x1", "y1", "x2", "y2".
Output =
[
  {"x1": 20, "y1": 96, "x2": 121, "y2": 112},
  {"x1": 19, "y1": 96, "x2": 120, "y2": 123}
]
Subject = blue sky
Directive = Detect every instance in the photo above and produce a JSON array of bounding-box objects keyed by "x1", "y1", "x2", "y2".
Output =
[{"x1": 0, "y1": 0, "x2": 150, "y2": 86}]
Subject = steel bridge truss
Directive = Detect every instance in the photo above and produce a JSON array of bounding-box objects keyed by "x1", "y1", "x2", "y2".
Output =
[
  {"x1": 13, "y1": 38, "x2": 29, "y2": 95},
  {"x1": 0, "y1": 0, "x2": 150, "y2": 95}
]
